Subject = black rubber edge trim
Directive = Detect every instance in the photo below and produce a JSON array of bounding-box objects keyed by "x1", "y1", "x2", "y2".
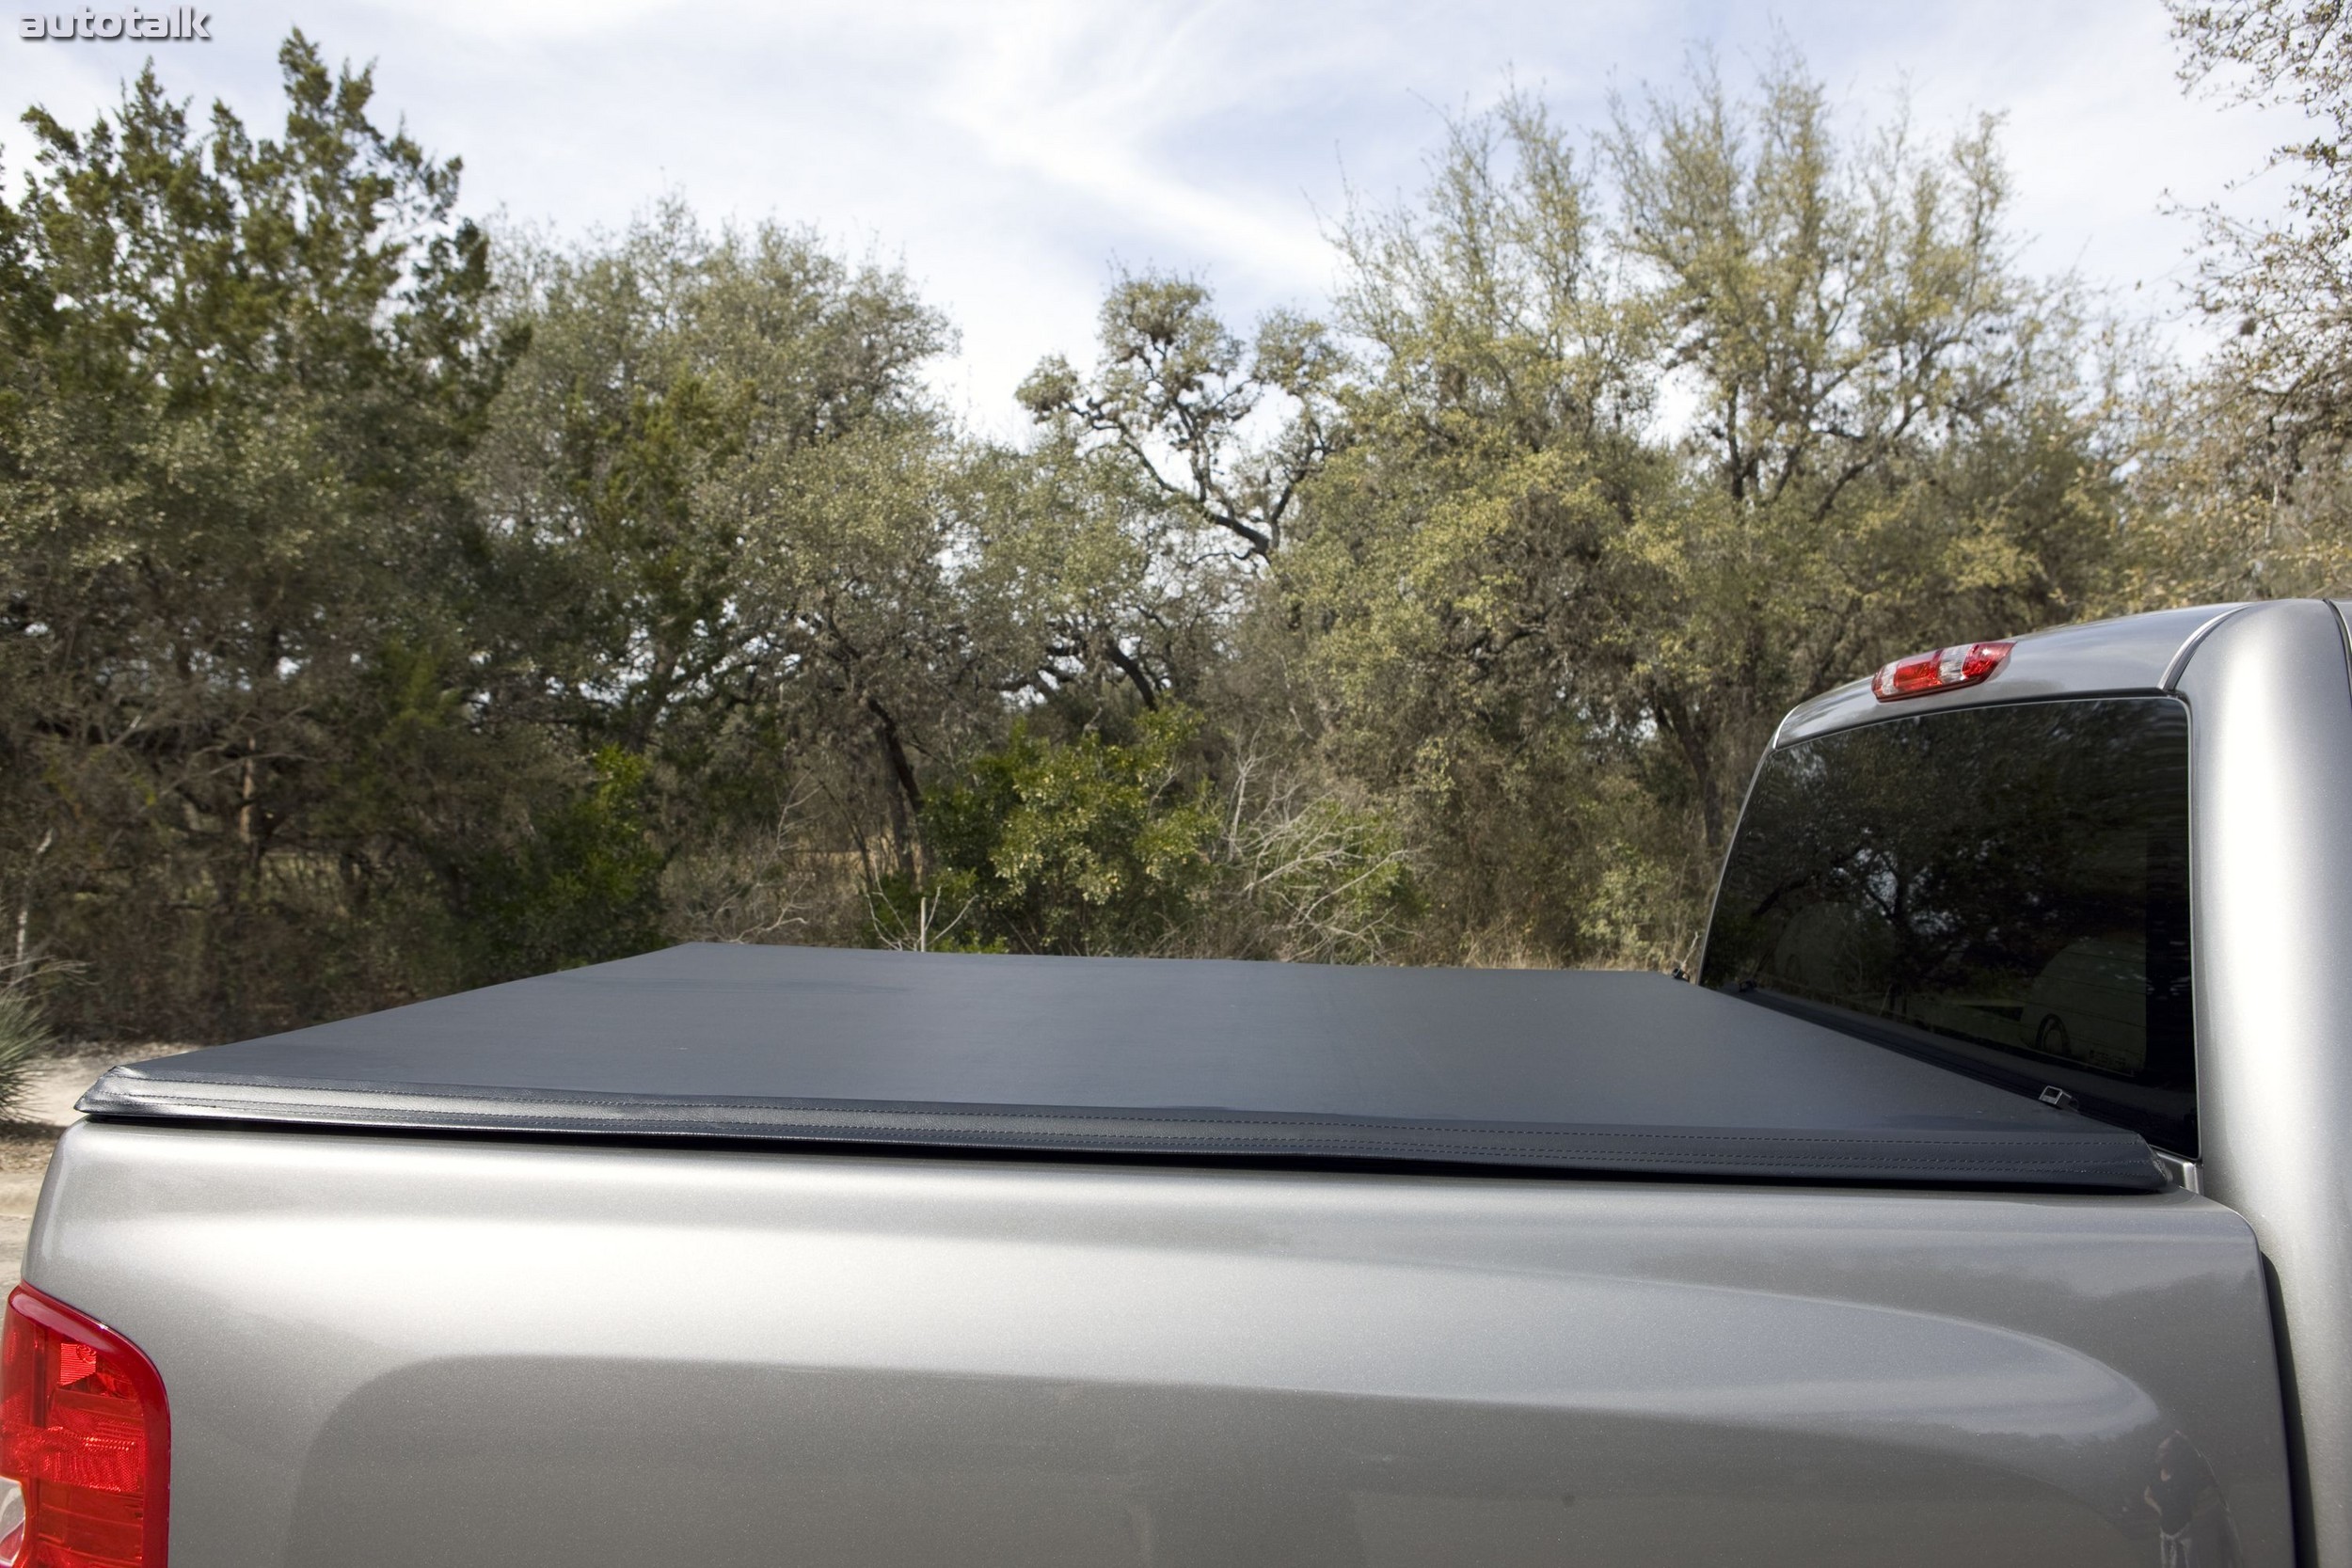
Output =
[{"x1": 80, "y1": 1068, "x2": 2169, "y2": 1192}]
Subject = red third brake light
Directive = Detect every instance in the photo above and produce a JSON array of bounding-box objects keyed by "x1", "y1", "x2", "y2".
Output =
[
  {"x1": 1870, "y1": 640, "x2": 2013, "y2": 702},
  {"x1": 0, "y1": 1285, "x2": 169, "y2": 1567}
]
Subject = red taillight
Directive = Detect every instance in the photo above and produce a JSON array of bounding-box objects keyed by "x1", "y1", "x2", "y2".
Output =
[
  {"x1": 1870, "y1": 640, "x2": 2013, "y2": 702},
  {"x1": 0, "y1": 1286, "x2": 169, "y2": 1568}
]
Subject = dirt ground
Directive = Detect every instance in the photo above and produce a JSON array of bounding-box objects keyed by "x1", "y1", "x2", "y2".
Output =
[{"x1": 0, "y1": 1051, "x2": 177, "y2": 1287}]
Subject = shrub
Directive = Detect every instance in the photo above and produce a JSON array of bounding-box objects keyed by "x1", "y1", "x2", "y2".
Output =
[
  {"x1": 875, "y1": 709, "x2": 1218, "y2": 956},
  {"x1": 0, "y1": 991, "x2": 56, "y2": 1122}
]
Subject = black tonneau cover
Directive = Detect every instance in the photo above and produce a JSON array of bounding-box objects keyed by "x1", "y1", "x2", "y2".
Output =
[{"x1": 80, "y1": 943, "x2": 2164, "y2": 1190}]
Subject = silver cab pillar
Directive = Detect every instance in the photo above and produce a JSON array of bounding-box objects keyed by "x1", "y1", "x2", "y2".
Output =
[{"x1": 2178, "y1": 597, "x2": 2352, "y2": 1567}]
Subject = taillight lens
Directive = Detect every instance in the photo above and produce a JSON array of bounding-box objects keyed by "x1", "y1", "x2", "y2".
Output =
[
  {"x1": 0, "y1": 1285, "x2": 169, "y2": 1567},
  {"x1": 1870, "y1": 640, "x2": 2013, "y2": 701}
]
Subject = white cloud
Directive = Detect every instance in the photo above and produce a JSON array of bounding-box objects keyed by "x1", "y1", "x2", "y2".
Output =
[{"x1": 2, "y1": 0, "x2": 2312, "y2": 432}]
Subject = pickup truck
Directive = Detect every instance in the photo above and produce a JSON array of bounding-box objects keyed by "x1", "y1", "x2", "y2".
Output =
[{"x1": 9, "y1": 596, "x2": 2349, "y2": 1568}]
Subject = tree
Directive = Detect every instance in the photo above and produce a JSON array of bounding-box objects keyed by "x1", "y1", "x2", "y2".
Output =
[
  {"x1": 2172, "y1": 0, "x2": 2352, "y2": 435},
  {"x1": 1280, "y1": 64, "x2": 2125, "y2": 963},
  {"x1": 883, "y1": 708, "x2": 1219, "y2": 956},
  {"x1": 0, "y1": 32, "x2": 2222, "y2": 1037},
  {"x1": 0, "y1": 34, "x2": 515, "y2": 1034},
  {"x1": 469, "y1": 207, "x2": 981, "y2": 886},
  {"x1": 1019, "y1": 275, "x2": 1341, "y2": 564},
  {"x1": 877, "y1": 706, "x2": 1418, "y2": 963},
  {"x1": 1603, "y1": 55, "x2": 2115, "y2": 847},
  {"x1": 2147, "y1": 0, "x2": 2352, "y2": 600}
]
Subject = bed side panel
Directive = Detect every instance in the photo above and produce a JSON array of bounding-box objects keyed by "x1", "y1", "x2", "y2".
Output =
[{"x1": 30, "y1": 1122, "x2": 2294, "y2": 1568}]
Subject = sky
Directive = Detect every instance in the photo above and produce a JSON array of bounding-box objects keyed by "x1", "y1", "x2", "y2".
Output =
[{"x1": 3, "y1": 0, "x2": 2316, "y2": 432}]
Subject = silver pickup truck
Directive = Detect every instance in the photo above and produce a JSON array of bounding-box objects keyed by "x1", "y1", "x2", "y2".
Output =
[{"x1": 11, "y1": 596, "x2": 2352, "y2": 1568}]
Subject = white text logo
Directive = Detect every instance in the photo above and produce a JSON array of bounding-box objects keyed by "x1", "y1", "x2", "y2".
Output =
[{"x1": 18, "y1": 8, "x2": 210, "y2": 39}]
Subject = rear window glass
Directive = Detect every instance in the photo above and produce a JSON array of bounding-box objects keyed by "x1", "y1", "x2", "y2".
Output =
[{"x1": 1699, "y1": 697, "x2": 2195, "y2": 1152}]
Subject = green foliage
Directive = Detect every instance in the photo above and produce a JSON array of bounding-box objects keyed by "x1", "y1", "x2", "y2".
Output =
[
  {"x1": 1261, "y1": 66, "x2": 2120, "y2": 963},
  {"x1": 887, "y1": 710, "x2": 1219, "y2": 955},
  {"x1": 456, "y1": 748, "x2": 667, "y2": 981},
  {"x1": 0, "y1": 45, "x2": 982, "y2": 1036},
  {"x1": 0, "y1": 33, "x2": 512, "y2": 1037},
  {"x1": 470, "y1": 206, "x2": 985, "y2": 882},
  {"x1": 1017, "y1": 275, "x2": 1339, "y2": 562},
  {"x1": 2136, "y1": 1, "x2": 2352, "y2": 604},
  {"x1": 872, "y1": 713, "x2": 1422, "y2": 963},
  {"x1": 1214, "y1": 771, "x2": 1422, "y2": 964},
  {"x1": 1, "y1": 31, "x2": 2341, "y2": 1042},
  {"x1": 0, "y1": 992, "x2": 51, "y2": 1120}
]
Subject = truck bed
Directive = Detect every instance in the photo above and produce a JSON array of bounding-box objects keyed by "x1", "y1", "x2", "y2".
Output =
[
  {"x1": 27, "y1": 1118, "x2": 2289, "y2": 1567},
  {"x1": 80, "y1": 944, "x2": 2161, "y2": 1189}
]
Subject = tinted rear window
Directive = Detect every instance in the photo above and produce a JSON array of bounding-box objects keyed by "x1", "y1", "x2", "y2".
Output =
[{"x1": 1699, "y1": 697, "x2": 2194, "y2": 1152}]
